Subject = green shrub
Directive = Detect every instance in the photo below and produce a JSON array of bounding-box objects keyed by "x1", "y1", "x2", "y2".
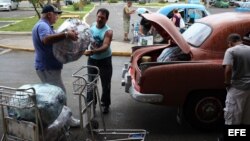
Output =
[
  {"x1": 73, "y1": 2, "x2": 80, "y2": 11},
  {"x1": 158, "y1": 0, "x2": 166, "y2": 3},
  {"x1": 108, "y1": 0, "x2": 118, "y2": 3},
  {"x1": 86, "y1": 0, "x2": 91, "y2": 4},
  {"x1": 138, "y1": 0, "x2": 146, "y2": 4}
]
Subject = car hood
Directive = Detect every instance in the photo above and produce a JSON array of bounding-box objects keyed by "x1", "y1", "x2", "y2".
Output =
[{"x1": 141, "y1": 13, "x2": 190, "y2": 54}]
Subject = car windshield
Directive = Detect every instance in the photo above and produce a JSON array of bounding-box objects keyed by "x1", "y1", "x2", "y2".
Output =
[
  {"x1": 0, "y1": 0, "x2": 10, "y2": 2},
  {"x1": 240, "y1": 2, "x2": 250, "y2": 8},
  {"x1": 182, "y1": 23, "x2": 212, "y2": 47}
]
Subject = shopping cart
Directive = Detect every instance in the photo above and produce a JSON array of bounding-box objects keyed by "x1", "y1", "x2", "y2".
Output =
[
  {"x1": 72, "y1": 65, "x2": 147, "y2": 141},
  {"x1": 0, "y1": 86, "x2": 44, "y2": 141}
]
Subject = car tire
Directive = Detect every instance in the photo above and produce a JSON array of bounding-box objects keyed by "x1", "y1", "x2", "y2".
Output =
[
  {"x1": 184, "y1": 90, "x2": 226, "y2": 131},
  {"x1": 8, "y1": 6, "x2": 11, "y2": 11}
]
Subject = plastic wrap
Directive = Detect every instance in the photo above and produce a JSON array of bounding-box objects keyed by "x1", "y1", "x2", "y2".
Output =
[
  {"x1": 43, "y1": 105, "x2": 72, "y2": 141},
  {"x1": 8, "y1": 83, "x2": 66, "y2": 127},
  {"x1": 157, "y1": 46, "x2": 191, "y2": 62},
  {"x1": 53, "y1": 18, "x2": 94, "y2": 64}
]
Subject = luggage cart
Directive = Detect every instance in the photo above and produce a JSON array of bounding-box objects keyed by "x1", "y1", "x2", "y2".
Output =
[
  {"x1": 72, "y1": 65, "x2": 147, "y2": 141},
  {"x1": 0, "y1": 86, "x2": 44, "y2": 141}
]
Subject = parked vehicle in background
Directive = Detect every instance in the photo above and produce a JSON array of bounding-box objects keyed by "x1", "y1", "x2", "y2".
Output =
[
  {"x1": 64, "y1": 0, "x2": 73, "y2": 5},
  {"x1": 121, "y1": 12, "x2": 250, "y2": 130},
  {"x1": 187, "y1": 0, "x2": 201, "y2": 4},
  {"x1": 0, "y1": 0, "x2": 18, "y2": 11},
  {"x1": 165, "y1": 0, "x2": 179, "y2": 3},
  {"x1": 157, "y1": 4, "x2": 210, "y2": 27},
  {"x1": 64, "y1": 0, "x2": 79, "y2": 5},
  {"x1": 235, "y1": 2, "x2": 250, "y2": 12},
  {"x1": 228, "y1": 0, "x2": 240, "y2": 6}
]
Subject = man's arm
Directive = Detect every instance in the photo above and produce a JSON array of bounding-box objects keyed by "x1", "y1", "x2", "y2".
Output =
[
  {"x1": 125, "y1": 6, "x2": 135, "y2": 15},
  {"x1": 42, "y1": 30, "x2": 78, "y2": 45},
  {"x1": 172, "y1": 16, "x2": 177, "y2": 25},
  {"x1": 139, "y1": 25, "x2": 144, "y2": 36},
  {"x1": 224, "y1": 65, "x2": 232, "y2": 86},
  {"x1": 92, "y1": 30, "x2": 113, "y2": 54}
]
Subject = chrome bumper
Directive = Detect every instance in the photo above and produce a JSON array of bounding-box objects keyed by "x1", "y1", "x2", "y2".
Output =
[
  {"x1": 121, "y1": 63, "x2": 163, "y2": 103},
  {"x1": 129, "y1": 83, "x2": 163, "y2": 103},
  {"x1": 121, "y1": 63, "x2": 131, "y2": 93}
]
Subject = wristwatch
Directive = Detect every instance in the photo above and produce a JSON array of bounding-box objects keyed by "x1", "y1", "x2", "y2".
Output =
[{"x1": 64, "y1": 31, "x2": 68, "y2": 38}]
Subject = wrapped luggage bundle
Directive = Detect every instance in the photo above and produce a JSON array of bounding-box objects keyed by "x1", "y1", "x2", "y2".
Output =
[
  {"x1": 43, "y1": 105, "x2": 72, "y2": 141},
  {"x1": 53, "y1": 18, "x2": 95, "y2": 64},
  {"x1": 8, "y1": 83, "x2": 66, "y2": 127},
  {"x1": 157, "y1": 46, "x2": 191, "y2": 62}
]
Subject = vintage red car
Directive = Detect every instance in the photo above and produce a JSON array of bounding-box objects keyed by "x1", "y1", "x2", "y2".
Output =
[{"x1": 121, "y1": 12, "x2": 250, "y2": 130}]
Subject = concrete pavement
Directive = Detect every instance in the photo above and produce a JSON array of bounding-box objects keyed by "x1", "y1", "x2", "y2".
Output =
[
  {"x1": 0, "y1": 2, "x2": 234, "y2": 56},
  {"x1": 0, "y1": 2, "x2": 138, "y2": 56},
  {"x1": 0, "y1": 32, "x2": 134, "y2": 56}
]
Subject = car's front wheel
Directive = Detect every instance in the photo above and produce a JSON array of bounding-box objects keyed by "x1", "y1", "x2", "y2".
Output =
[{"x1": 184, "y1": 90, "x2": 226, "y2": 131}]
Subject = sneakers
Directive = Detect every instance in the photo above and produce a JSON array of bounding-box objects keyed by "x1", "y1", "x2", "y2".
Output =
[
  {"x1": 102, "y1": 106, "x2": 109, "y2": 114},
  {"x1": 100, "y1": 102, "x2": 110, "y2": 114},
  {"x1": 68, "y1": 116, "x2": 80, "y2": 128}
]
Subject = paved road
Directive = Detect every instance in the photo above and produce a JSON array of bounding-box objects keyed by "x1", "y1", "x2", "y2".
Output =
[
  {"x1": 0, "y1": 2, "x2": 235, "y2": 141},
  {"x1": 0, "y1": 9, "x2": 35, "y2": 18},
  {"x1": 0, "y1": 51, "x2": 220, "y2": 141},
  {"x1": 0, "y1": 2, "x2": 234, "y2": 41}
]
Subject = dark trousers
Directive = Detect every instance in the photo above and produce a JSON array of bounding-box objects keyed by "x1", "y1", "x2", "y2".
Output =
[{"x1": 87, "y1": 56, "x2": 112, "y2": 107}]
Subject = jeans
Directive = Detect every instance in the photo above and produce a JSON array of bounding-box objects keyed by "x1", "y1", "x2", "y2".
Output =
[{"x1": 87, "y1": 56, "x2": 112, "y2": 107}]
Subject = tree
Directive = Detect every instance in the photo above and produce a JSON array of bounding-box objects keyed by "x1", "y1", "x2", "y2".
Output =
[
  {"x1": 29, "y1": 0, "x2": 61, "y2": 19},
  {"x1": 29, "y1": 0, "x2": 43, "y2": 19}
]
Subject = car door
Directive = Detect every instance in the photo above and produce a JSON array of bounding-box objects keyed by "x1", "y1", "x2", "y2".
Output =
[
  {"x1": 186, "y1": 8, "x2": 206, "y2": 23},
  {"x1": 11, "y1": 0, "x2": 17, "y2": 9}
]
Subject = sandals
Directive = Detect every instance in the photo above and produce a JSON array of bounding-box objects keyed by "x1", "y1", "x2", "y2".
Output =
[{"x1": 123, "y1": 38, "x2": 130, "y2": 42}]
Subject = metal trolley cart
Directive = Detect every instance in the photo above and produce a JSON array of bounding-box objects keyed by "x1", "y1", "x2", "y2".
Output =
[
  {"x1": 0, "y1": 86, "x2": 44, "y2": 141},
  {"x1": 72, "y1": 65, "x2": 147, "y2": 141}
]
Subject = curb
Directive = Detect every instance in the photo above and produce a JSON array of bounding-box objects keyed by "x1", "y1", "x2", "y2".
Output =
[
  {"x1": 0, "y1": 44, "x2": 34, "y2": 52},
  {"x1": 112, "y1": 51, "x2": 131, "y2": 56},
  {"x1": 0, "y1": 30, "x2": 132, "y2": 56},
  {"x1": 0, "y1": 32, "x2": 32, "y2": 35},
  {"x1": 0, "y1": 44, "x2": 131, "y2": 56}
]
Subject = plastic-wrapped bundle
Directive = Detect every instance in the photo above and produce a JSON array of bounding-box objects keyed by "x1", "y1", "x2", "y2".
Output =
[
  {"x1": 53, "y1": 18, "x2": 94, "y2": 64},
  {"x1": 157, "y1": 46, "x2": 191, "y2": 62},
  {"x1": 43, "y1": 106, "x2": 72, "y2": 141},
  {"x1": 8, "y1": 83, "x2": 66, "y2": 127}
]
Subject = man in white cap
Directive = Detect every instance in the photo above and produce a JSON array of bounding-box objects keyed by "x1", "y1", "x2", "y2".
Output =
[{"x1": 32, "y1": 4, "x2": 80, "y2": 127}]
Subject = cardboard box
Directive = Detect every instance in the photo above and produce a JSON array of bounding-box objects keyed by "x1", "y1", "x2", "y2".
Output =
[{"x1": 138, "y1": 36, "x2": 153, "y2": 46}]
